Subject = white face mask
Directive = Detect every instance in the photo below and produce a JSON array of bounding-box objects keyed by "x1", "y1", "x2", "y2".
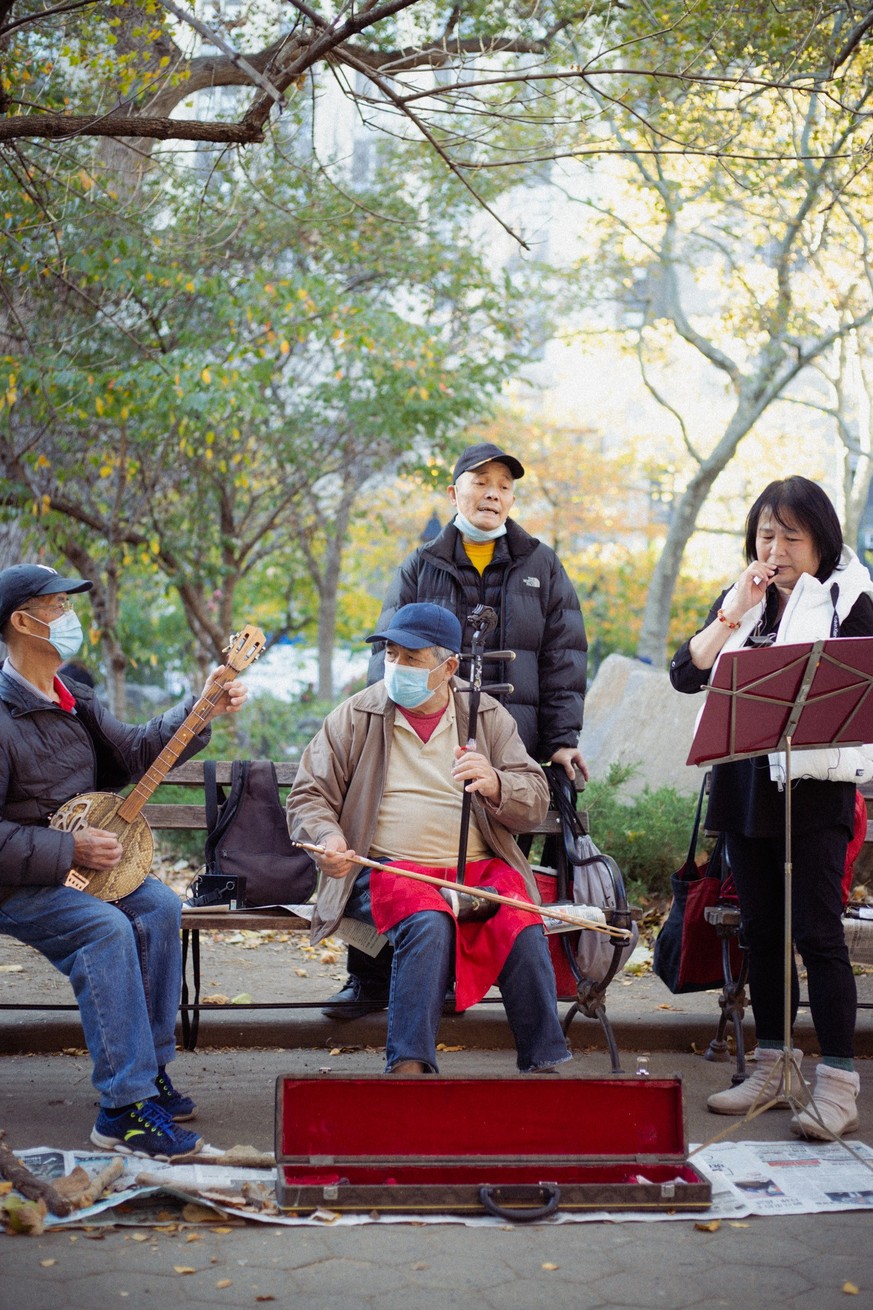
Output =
[{"x1": 28, "y1": 610, "x2": 84, "y2": 661}]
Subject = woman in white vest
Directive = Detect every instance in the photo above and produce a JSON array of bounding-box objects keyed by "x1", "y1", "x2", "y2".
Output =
[{"x1": 670, "y1": 476, "x2": 873, "y2": 1139}]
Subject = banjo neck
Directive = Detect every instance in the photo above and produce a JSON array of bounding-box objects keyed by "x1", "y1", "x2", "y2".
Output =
[
  {"x1": 114, "y1": 673, "x2": 231, "y2": 824},
  {"x1": 114, "y1": 626, "x2": 265, "y2": 824}
]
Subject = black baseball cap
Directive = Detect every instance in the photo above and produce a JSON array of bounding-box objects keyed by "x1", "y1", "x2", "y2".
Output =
[
  {"x1": 366, "y1": 602, "x2": 462, "y2": 652},
  {"x1": 451, "y1": 442, "x2": 525, "y2": 484},
  {"x1": 0, "y1": 564, "x2": 92, "y2": 630}
]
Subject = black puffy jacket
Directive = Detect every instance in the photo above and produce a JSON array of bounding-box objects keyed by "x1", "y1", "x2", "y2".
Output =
[
  {"x1": 366, "y1": 519, "x2": 587, "y2": 761},
  {"x1": 0, "y1": 668, "x2": 209, "y2": 901}
]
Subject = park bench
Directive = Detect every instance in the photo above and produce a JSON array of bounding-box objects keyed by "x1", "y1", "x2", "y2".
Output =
[{"x1": 2, "y1": 759, "x2": 633, "y2": 1066}]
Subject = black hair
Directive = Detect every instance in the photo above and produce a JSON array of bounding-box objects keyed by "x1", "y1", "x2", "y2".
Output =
[{"x1": 744, "y1": 476, "x2": 843, "y2": 581}]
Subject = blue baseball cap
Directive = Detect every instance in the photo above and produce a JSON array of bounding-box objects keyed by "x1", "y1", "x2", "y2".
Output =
[{"x1": 366, "y1": 603, "x2": 462, "y2": 652}]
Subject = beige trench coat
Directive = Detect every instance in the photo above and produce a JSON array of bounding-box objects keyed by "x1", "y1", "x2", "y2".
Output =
[{"x1": 287, "y1": 681, "x2": 549, "y2": 942}]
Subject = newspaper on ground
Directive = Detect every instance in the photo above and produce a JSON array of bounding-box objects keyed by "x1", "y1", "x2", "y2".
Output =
[{"x1": 3, "y1": 1140, "x2": 872, "y2": 1229}]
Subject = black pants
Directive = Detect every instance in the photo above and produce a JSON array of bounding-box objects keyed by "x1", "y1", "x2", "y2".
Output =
[{"x1": 725, "y1": 825, "x2": 856, "y2": 1059}]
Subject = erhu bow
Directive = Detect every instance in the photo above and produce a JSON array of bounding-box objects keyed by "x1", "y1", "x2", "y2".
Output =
[{"x1": 292, "y1": 840, "x2": 630, "y2": 939}]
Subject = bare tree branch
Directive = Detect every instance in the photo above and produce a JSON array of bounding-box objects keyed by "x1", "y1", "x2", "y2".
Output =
[{"x1": 831, "y1": 2, "x2": 873, "y2": 72}]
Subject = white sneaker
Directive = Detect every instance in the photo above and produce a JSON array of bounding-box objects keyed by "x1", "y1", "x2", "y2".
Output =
[
  {"x1": 707, "y1": 1047, "x2": 803, "y2": 1115},
  {"x1": 790, "y1": 1065, "x2": 860, "y2": 1140}
]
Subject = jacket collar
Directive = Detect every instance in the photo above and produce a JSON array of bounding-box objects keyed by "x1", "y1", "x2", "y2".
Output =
[
  {"x1": 423, "y1": 517, "x2": 539, "y2": 568},
  {"x1": 0, "y1": 663, "x2": 93, "y2": 716},
  {"x1": 0, "y1": 665, "x2": 45, "y2": 714}
]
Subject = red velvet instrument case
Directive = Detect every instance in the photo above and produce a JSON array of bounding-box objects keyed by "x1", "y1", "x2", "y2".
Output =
[{"x1": 275, "y1": 1075, "x2": 711, "y2": 1220}]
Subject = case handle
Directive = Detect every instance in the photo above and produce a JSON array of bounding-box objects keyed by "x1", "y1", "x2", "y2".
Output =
[{"x1": 478, "y1": 1182, "x2": 561, "y2": 1222}]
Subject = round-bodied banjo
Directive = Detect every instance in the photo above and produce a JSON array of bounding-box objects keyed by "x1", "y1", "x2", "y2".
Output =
[{"x1": 49, "y1": 624, "x2": 265, "y2": 901}]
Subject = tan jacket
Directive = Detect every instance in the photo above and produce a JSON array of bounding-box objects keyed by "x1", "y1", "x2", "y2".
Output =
[{"x1": 287, "y1": 681, "x2": 549, "y2": 941}]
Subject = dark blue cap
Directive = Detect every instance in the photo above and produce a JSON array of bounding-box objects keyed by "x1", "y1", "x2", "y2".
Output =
[
  {"x1": 366, "y1": 602, "x2": 462, "y2": 651},
  {"x1": 0, "y1": 564, "x2": 92, "y2": 630}
]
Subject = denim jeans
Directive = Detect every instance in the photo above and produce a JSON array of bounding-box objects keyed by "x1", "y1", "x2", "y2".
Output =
[
  {"x1": 0, "y1": 876, "x2": 183, "y2": 1107},
  {"x1": 345, "y1": 870, "x2": 571, "y2": 1073}
]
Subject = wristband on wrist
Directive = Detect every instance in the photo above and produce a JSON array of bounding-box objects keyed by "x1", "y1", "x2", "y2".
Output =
[{"x1": 717, "y1": 609, "x2": 741, "y2": 630}]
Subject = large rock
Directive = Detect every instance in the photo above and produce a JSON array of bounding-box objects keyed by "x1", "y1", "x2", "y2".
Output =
[{"x1": 580, "y1": 653, "x2": 705, "y2": 796}]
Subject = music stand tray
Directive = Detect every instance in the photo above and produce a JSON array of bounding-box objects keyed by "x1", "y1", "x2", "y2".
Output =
[{"x1": 687, "y1": 636, "x2": 873, "y2": 1144}]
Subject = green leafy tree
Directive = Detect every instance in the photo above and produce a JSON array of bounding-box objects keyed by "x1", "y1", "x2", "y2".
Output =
[
  {"x1": 0, "y1": 123, "x2": 533, "y2": 704},
  {"x1": 555, "y1": 28, "x2": 873, "y2": 665}
]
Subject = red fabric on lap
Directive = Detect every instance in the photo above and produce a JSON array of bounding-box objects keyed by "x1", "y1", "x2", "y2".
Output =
[{"x1": 369, "y1": 857, "x2": 539, "y2": 1010}]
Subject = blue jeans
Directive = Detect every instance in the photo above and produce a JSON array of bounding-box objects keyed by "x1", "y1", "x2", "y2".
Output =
[
  {"x1": 0, "y1": 876, "x2": 183, "y2": 1107},
  {"x1": 345, "y1": 870, "x2": 571, "y2": 1074}
]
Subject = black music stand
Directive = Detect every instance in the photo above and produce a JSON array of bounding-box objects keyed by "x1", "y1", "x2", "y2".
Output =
[{"x1": 687, "y1": 636, "x2": 873, "y2": 1138}]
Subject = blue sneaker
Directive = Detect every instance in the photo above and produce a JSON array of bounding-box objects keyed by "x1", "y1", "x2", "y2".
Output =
[
  {"x1": 154, "y1": 1067, "x2": 197, "y2": 1121},
  {"x1": 91, "y1": 1099, "x2": 203, "y2": 1159}
]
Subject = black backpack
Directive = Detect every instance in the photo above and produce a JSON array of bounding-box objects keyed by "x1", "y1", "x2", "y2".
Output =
[{"x1": 189, "y1": 760, "x2": 317, "y2": 908}]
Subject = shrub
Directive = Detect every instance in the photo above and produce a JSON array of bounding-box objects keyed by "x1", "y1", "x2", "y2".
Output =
[{"x1": 582, "y1": 762, "x2": 706, "y2": 901}]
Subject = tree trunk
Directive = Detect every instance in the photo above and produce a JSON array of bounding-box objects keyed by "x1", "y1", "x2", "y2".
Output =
[
  {"x1": 636, "y1": 470, "x2": 720, "y2": 667},
  {"x1": 635, "y1": 391, "x2": 772, "y2": 666},
  {"x1": 316, "y1": 488, "x2": 355, "y2": 700}
]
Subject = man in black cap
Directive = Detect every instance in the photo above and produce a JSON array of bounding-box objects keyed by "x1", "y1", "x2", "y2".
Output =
[
  {"x1": 0, "y1": 564, "x2": 247, "y2": 1158},
  {"x1": 323, "y1": 441, "x2": 588, "y2": 1018}
]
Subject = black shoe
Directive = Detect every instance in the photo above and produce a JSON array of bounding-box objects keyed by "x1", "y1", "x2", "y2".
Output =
[{"x1": 321, "y1": 977, "x2": 389, "y2": 1021}]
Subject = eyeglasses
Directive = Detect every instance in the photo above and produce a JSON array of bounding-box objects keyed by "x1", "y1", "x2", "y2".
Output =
[{"x1": 20, "y1": 596, "x2": 75, "y2": 618}]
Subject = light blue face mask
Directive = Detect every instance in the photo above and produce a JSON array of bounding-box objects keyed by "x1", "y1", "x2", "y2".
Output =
[
  {"x1": 384, "y1": 656, "x2": 450, "y2": 709},
  {"x1": 34, "y1": 610, "x2": 84, "y2": 661},
  {"x1": 453, "y1": 511, "x2": 508, "y2": 543}
]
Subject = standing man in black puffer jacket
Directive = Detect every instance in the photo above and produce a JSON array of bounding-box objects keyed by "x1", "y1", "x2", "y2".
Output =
[{"x1": 323, "y1": 441, "x2": 589, "y2": 1019}]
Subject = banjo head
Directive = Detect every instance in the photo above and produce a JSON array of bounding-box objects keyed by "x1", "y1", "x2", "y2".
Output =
[{"x1": 50, "y1": 792, "x2": 155, "y2": 901}]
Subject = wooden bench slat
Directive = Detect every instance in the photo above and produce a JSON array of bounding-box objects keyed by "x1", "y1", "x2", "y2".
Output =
[
  {"x1": 181, "y1": 910, "x2": 309, "y2": 931},
  {"x1": 163, "y1": 760, "x2": 299, "y2": 786},
  {"x1": 145, "y1": 803, "x2": 208, "y2": 828}
]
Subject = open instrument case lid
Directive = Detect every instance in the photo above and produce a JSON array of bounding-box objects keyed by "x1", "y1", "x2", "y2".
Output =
[{"x1": 275, "y1": 1075, "x2": 712, "y2": 1220}]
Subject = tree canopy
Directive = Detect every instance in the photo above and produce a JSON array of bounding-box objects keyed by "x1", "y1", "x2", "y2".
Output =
[{"x1": 3, "y1": 2, "x2": 873, "y2": 238}]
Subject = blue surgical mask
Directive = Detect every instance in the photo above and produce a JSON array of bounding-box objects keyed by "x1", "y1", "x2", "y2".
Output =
[
  {"x1": 453, "y1": 511, "x2": 508, "y2": 543},
  {"x1": 36, "y1": 610, "x2": 84, "y2": 661},
  {"x1": 384, "y1": 656, "x2": 449, "y2": 709}
]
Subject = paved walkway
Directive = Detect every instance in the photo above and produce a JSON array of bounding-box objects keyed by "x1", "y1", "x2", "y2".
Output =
[{"x1": 2, "y1": 926, "x2": 873, "y2": 1308}]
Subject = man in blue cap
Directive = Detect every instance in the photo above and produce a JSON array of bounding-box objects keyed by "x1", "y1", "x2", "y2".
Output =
[{"x1": 288, "y1": 602, "x2": 570, "y2": 1074}]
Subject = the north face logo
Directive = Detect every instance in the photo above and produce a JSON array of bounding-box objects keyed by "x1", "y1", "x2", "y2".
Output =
[{"x1": 523, "y1": 576, "x2": 540, "y2": 588}]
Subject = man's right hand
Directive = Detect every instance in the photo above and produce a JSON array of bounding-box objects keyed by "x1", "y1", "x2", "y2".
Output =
[
  {"x1": 316, "y1": 834, "x2": 359, "y2": 880},
  {"x1": 71, "y1": 826, "x2": 124, "y2": 871}
]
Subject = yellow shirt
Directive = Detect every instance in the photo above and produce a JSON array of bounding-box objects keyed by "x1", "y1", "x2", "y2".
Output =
[{"x1": 461, "y1": 538, "x2": 495, "y2": 574}]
